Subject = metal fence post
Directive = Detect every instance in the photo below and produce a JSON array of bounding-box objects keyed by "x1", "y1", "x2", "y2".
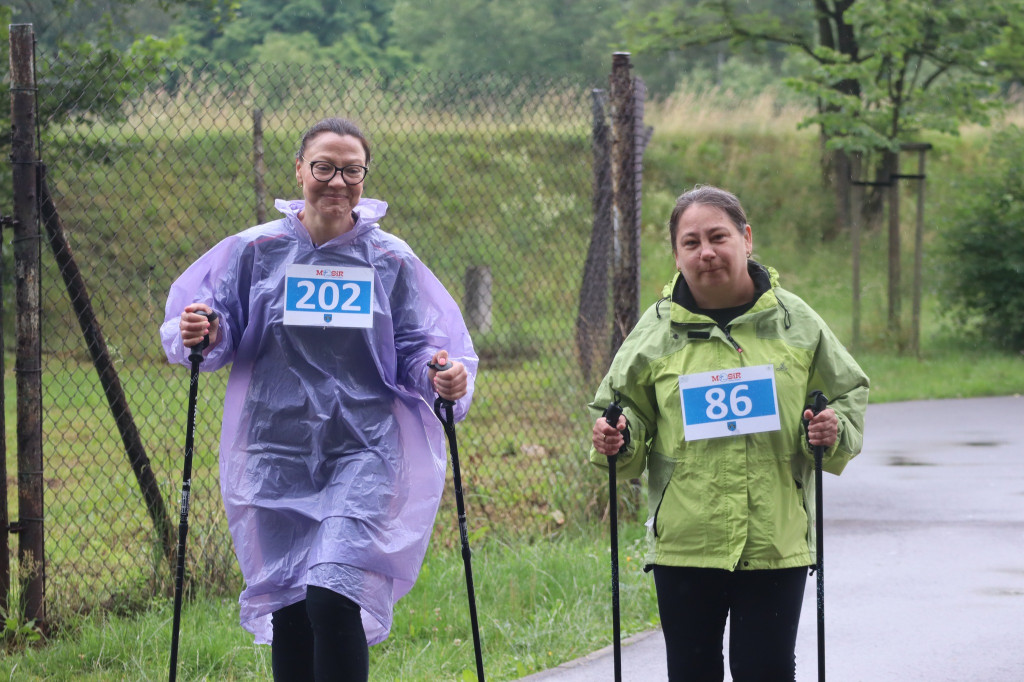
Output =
[{"x1": 9, "y1": 23, "x2": 46, "y2": 630}]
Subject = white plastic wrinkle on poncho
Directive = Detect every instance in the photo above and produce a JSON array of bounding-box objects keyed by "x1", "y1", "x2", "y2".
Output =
[{"x1": 160, "y1": 198, "x2": 477, "y2": 646}]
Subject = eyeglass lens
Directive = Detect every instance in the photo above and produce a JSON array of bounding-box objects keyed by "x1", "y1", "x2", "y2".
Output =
[{"x1": 310, "y1": 161, "x2": 366, "y2": 184}]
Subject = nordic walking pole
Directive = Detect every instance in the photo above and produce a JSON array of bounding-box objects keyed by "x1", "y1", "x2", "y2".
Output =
[
  {"x1": 807, "y1": 390, "x2": 829, "y2": 682},
  {"x1": 601, "y1": 394, "x2": 628, "y2": 682},
  {"x1": 169, "y1": 309, "x2": 216, "y2": 682},
  {"x1": 429, "y1": 360, "x2": 485, "y2": 682}
]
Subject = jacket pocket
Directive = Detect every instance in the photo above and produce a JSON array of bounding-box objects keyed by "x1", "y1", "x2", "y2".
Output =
[{"x1": 647, "y1": 451, "x2": 676, "y2": 539}]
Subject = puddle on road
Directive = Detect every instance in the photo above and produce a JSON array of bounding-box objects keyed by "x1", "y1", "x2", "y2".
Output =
[
  {"x1": 882, "y1": 440, "x2": 1007, "y2": 466},
  {"x1": 887, "y1": 456, "x2": 935, "y2": 467},
  {"x1": 979, "y1": 587, "x2": 1024, "y2": 597}
]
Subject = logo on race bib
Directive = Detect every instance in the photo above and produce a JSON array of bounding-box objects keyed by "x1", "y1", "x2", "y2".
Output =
[{"x1": 678, "y1": 364, "x2": 781, "y2": 441}]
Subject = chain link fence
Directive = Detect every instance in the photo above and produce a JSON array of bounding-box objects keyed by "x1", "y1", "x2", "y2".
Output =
[{"x1": 5, "y1": 52, "x2": 635, "y2": 626}]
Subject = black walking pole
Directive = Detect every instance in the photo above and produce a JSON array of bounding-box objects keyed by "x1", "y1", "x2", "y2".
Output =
[
  {"x1": 429, "y1": 361, "x2": 485, "y2": 682},
  {"x1": 601, "y1": 394, "x2": 629, "y2": 682},
  {"x1": 169, "y1": 310, "x2": 216, "y2": 682},
  {"x1": 806, "y1": 390, "x2": 829, "y2": 682}
]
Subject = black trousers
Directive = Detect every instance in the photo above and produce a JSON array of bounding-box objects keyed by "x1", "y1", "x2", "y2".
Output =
[
  {"x1": 271, "y1": 585, "x2": 369, "y2": 682},
  {"x1": 652, "y1": 565, "x2": 808, "y2": 682}
]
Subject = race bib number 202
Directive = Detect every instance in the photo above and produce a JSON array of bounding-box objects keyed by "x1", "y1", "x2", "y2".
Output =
[
  {"x1": 284, "y1": 264, "x2": 374, "y2": 328},
  {"x1": 678, "y1": 364, "x2": 781, "y2": 441}
]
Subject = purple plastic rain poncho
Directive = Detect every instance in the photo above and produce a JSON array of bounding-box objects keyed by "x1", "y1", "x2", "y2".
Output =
[{"x1": 160, "y1": 197, "x2": 477, "y2": 645}]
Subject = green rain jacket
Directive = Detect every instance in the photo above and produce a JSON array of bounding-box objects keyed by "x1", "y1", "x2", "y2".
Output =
[{"x1": 589, "y1": 263, "x2": 869, "y2": 571}]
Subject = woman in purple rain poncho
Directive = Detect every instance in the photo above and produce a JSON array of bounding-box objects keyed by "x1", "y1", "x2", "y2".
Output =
[{"x1": 161, "y1": 117, "x2": 477, "y2": 682}]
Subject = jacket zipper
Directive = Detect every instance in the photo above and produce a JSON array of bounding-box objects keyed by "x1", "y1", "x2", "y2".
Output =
[
  {"x1": 651, "y1": 479, "x2": 672, "y2": 539},
  {"x1": 723, "y1": 326, "x2": 743, "y2": 353}
]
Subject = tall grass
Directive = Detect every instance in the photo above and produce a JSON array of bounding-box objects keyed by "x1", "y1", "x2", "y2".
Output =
[{"x1": 646, "y1": 83, "x2": 815, "y2": 137}]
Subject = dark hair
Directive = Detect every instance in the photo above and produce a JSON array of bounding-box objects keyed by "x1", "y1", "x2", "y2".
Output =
[
  {"x1": 669, "y1": 185, "x2": 748, "y2": 251},
  {"x1": 295, "y1": 117, "x2": 372, "y2": 165}
]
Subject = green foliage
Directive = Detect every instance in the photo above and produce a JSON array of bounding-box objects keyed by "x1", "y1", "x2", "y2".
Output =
[
  {"x1": 984, "y1": 1, "x2": 1024, "y2": 78},
  {"x1": 939, "y1": 126, "x2": 1024, "y2": 351},
  {"x1": 1, "y1": 606, "x2": 44, "y2": 651},
  {"x1": 792, "y1": 1, "x2": 1005, "y2": 152},
  {"x1": 626, "y1": 0, "x2": 1019, "y2": 155},
  {"x1": 389, "y1": 0, "x2": 620, "y2": 84},
  {"x1": 0, "y1": 17, "x2": 183, "y2": 212},
  {"x1": 172, "y1": 0, "x2": 408, "y2": 69},
  {"x1": 41, "y1": 35, "x2": 184, "y2": 126}
]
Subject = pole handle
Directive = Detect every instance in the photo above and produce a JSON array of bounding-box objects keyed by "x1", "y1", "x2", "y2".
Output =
[
  {"x1": 811, "y1": 390, "x2": 829, "y2": 416},
  {"x1": 427, "y1": 360, "x2": 455, "y2": 407},
  {"x1": 188, "y1": 310, "x2": 218, "y2": 363},
  {"x1": 803, "y1": 391, "x2": 830, "y2": 454},
  {"x1": 601, "y1": 395, "x2": 629, "y2": 454}
]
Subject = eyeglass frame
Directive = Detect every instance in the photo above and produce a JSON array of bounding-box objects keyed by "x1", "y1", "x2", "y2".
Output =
[{"x1": 301, "y1": 156, "x2": 369, "y2": 185}]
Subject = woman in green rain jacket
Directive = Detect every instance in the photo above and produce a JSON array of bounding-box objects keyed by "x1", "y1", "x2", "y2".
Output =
[{"x1": 590, "y1": 185, "x2": 868, "y2": 682}]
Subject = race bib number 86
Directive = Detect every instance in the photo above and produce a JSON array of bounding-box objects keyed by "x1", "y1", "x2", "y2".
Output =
[
  {"x1": 284, "y1": 264, "x2": 374, "y2": 328},
  {"x1": 679, "y1": 364, "x2": 781, "y2": 441}
]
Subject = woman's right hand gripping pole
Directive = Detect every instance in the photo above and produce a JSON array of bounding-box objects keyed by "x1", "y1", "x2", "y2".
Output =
[{"x1": 593, "y1": 399, "x2": 629, "y2": 458}]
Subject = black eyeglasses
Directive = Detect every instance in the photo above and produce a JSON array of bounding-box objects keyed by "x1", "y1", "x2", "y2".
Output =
[{"x1": 303, "y1": 158, "x2": 369, "y2": 185}]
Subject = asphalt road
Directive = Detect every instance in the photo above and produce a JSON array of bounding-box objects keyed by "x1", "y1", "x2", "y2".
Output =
[{"x1": 517, "y1": 396, "x2": 1024, "y2": 682}]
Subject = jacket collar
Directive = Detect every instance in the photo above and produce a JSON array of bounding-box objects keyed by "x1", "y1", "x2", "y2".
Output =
[{"x1": 664, "y1": 261, "x2": 780, "y2": 325}]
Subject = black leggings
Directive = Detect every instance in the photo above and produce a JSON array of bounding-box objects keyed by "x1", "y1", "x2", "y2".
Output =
[
  {"x1": 271, "y1": 585, "x2": 369, "y2": 682},
  {"x1": 652, "y1": 565, "x2": 807, "y2": 682}
]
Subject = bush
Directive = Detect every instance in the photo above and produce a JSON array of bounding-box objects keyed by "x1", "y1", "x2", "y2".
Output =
[{"x1": 940, "y1": 126, "x2": 1024, "y2": 351}]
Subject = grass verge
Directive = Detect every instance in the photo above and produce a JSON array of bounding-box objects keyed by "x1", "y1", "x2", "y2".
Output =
[{"x1": 0, "y1": 523, "x2": 658, "y2": 681}]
